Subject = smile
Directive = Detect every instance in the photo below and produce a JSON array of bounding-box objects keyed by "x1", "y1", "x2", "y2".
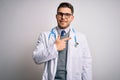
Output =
[{"x1": 60, "y1": 21, "x2": 67, "y2": 23}]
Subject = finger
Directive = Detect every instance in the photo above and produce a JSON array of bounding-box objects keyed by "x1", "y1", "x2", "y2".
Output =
[{"x1": 62, "y1": 37, "x2": 71, "y2": 41}]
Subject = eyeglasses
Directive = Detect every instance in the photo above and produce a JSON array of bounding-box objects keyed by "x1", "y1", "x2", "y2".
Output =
[{"x1": 57, "y1": 12, "x2": 73, "y2": 18}]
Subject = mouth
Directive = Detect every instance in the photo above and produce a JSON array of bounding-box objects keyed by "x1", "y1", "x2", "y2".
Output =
[{"x1": 60, "y1": 20, "x2": 67, "y2": 23}]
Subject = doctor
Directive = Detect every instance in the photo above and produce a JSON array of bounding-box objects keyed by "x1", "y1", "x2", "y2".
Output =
[{"x1": 33, "y1": 2, "x2": 92, "y2": 80}]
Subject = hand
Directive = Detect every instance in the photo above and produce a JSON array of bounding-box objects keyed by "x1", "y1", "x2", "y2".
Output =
[{"x1": 55, "y1": 35, "x2": 71, "y2": 51}]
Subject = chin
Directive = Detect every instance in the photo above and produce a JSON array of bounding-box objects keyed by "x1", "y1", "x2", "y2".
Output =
[
  {"x1": 59, "y1": 24, "x2": 69, "y2": 29},
  {"x1": 59, "y1": 26, "x2": 68, "y2": 29}
]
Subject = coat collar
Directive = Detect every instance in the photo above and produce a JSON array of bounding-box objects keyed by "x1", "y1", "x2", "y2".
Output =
[{"x1": 52, "y1": 26, "x2": 76, "y2": 44}]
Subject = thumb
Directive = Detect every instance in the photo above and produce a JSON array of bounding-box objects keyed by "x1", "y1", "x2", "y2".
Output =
[{"x1": 57, "y1": 35, "x2": 60, "y2": 40}]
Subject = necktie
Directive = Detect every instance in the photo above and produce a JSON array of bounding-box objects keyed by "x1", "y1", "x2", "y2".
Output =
[{"x1": 61, "y1": 30, "x2": 66, "y2": 36}]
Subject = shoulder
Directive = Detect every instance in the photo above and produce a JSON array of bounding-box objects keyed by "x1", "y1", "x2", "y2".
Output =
[
  {"x1": 38, "y1": 26, "x2": 57, "y2": 39},
  {"x1": 40, "y1": 31, "x2": 50, "y2": 35},
  {"x1": 76, "y1": 32, "x2": 86, "y2": 39},
  {"x1": 38, "y1": 31, "x2": 50, "y2": 39}
]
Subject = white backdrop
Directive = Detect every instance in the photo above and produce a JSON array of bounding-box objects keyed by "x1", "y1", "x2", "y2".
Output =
[{"x1": 0, "y1": 0, "x2": 120, "y2": 80}]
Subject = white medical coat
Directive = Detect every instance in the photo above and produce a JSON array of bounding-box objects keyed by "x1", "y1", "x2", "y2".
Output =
[{"x1": 33, "y1": 27, "x2": 92, "y2": 80}]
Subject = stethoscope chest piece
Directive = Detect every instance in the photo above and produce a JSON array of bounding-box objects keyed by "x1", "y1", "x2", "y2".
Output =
[{"x1": 74, "y1": 42, "x2": 79, "y2": 47}]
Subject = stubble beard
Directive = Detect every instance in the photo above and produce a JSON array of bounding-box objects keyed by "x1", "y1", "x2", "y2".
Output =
[{"x1": 58, "y1": 24, "x2": 70, "y2": 29}]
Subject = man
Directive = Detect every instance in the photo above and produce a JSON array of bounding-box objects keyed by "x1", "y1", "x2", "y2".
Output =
[{"x1": 33, "y1": 2, "x2": 92, "y2": 80}]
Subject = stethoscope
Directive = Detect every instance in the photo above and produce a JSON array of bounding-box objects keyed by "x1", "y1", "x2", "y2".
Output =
[{"x1": 48, "y1": 27, "x2": 79, "y2": 47}]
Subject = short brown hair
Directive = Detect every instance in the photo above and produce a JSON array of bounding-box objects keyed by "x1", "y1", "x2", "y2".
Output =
[{"x1": 57, "y1": 2, "x2": 74, "y2": 14}]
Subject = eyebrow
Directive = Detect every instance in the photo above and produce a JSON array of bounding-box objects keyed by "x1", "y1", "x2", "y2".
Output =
[{"x1": 57, "y1": 12, "x2": 72, "y2": 14}]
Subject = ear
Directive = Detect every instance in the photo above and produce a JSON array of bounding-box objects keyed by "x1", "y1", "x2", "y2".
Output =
[
  {"x1": 56, "y1": 14, "x2": 57, "y2": 19},
  {"x1": 71, "y1": 15, "x2": 74, "y2": 21}
]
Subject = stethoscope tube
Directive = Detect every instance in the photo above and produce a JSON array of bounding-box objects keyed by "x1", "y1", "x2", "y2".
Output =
[{"x1": 48, "y1": 27, "x2": 79, "y2": 47}]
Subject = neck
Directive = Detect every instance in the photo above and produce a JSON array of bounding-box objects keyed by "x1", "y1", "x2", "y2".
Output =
[
  {"x1": 57, "y1": 26, "x2": 70, "y2": 35},
  {"x1": 58, "y1": 25, "x2": 70, "y2": 29}
]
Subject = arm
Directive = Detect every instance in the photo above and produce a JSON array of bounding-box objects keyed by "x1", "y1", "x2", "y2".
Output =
[
  {"x1": 82, "y1": 35, "x2": 92, "y2": 80},
  {"x1": 33, "y1": 32, "x2": 58, "y2": 64}
]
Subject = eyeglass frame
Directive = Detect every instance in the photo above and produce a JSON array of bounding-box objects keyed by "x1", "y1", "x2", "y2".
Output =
[{"x1": 57, "y1": 12, "x2": 73, "y2": 18}]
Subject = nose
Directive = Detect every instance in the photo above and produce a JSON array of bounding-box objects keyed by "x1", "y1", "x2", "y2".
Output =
[{"x1": 61, "y1": 14, "x2": 66, "y2": 19}]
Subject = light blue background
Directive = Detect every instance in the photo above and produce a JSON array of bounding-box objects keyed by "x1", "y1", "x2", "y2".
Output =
[{"x1": 0, "y1": 0, "x2": 120, "y2": 80}]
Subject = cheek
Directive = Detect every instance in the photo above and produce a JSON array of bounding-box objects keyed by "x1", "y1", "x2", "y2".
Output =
[{"x1": 68, "y1": 19, "x2": 72, "y2": 23}]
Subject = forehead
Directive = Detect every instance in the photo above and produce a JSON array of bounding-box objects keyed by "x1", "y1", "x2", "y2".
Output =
[{"x1": 57, "y1": 7, "x2": 72, "y2": 13}]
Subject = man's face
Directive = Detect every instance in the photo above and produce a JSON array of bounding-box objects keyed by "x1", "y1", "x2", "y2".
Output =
[{"x1": 56, "y1": 7, "x2": 74, "y2": 29}]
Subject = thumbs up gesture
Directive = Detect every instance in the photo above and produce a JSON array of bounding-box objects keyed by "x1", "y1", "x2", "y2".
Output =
[{"x1": 55, "y1": 35, "x2": 71, "y2": 51}]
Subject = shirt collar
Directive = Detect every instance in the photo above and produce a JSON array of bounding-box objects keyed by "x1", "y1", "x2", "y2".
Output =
[{"x1": 57, "y1": 26, "x2": 70, "y2": 35}]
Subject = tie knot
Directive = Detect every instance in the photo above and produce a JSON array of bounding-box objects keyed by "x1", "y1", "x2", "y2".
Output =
[{"x1": 61, "y1": 30, "x2": 66, "y2": 36}]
